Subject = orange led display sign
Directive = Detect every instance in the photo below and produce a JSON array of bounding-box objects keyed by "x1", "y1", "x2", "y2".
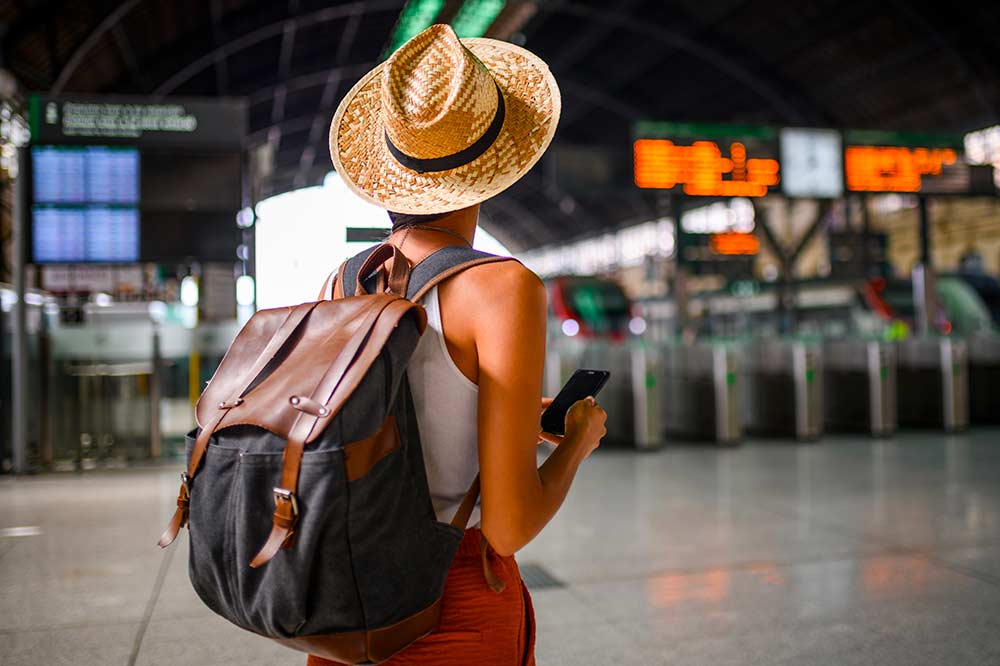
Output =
[
  {"x1": 710, "y1": 232, "x2": 760, "y2": 255},
  {"x1": 845, "y1": 145, "x2": 958, "y2": 192},
  {"x1": 634, "y1": 139, "x2": 780, "y2": 196}
]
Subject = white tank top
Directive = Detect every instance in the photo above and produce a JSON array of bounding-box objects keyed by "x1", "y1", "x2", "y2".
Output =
[{"x1": 406, "y1": 285, "x2": 481, "y2": 526}]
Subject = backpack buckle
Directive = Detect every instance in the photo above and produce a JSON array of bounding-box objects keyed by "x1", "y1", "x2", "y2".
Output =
[{"x1": 272, "y1": 487, "x2": 299, "y2": 518}]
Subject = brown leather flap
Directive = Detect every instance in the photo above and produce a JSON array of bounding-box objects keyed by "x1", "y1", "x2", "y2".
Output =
[{"x1": 196, "y1": 294, "x2": 427, "y2": 442}]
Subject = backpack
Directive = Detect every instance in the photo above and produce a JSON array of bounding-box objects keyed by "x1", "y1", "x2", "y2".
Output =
[{"x1": 157, "y1": 241, "x2": 516, "y2": 664}]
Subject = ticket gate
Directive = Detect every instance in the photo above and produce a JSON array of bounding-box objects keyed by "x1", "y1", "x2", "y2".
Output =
[
  {"x1": 823, "y1": 339, "x2": 897, "y2": 436},
  {"x1": 659, "y1": 342, "x2": 742, "y2": 444},
  {"x1": 741, "y1": 339, "x2": 823, "y2": 440},
  {"x1": 545, "y1": 338, "x2": 663, "y2": 450},
  {"x1": 967, "y1": 334, "x2": 1000, "y2": 424},
  {"x1": 896, "y1": 337, "x2": 969, "y2": 431}
]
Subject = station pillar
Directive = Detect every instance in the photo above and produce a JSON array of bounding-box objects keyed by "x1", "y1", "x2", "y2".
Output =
[{"x1": 11, "y1": 147, "x2": 28, "y2": 474}]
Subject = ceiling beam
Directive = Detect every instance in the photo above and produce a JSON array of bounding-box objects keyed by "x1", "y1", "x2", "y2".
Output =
[
  {"x1": 294, "y1": 10, "x2": 363, "y2": 187},
  {"x1": 110, "y1": 22, "x2": 146, "y2": 90},
  {"x1": 543, "y1": 1, "x2": 820, "y2": 125},
  {"x1": 151, "y1": 0, "x2": 401, "y2": 98},
  {"x1": 51, "y1": 0, "x2": 145, "y2": 93},
  {"x1": 209, "y1": 0, "x2": 230, "y2": 94},
  {"x1": 246, "y1": 62, "x2": 373, "y2": 106}
]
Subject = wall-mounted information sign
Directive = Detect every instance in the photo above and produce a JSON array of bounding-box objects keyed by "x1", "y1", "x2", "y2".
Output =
[
  {"x1": 843, "y1": 130, "x2": 970, "y2": 194},
  {"x1": 633, "y1": 122, "x2": 780, "y2": 197},
  {"x1": 29, "y1": 95, "x2": 246, "y2": 148},
  {"x1": 27, "y1": 95, "x2": 247, "y2": 267},
  {"x1": 31, "y1": 145, "x2": 140, "y2": 263}
]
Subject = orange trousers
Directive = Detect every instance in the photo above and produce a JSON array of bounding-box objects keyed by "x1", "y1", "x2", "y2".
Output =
[{"x1": 306, "y1": 528, "x2": 536, "y2": 666}]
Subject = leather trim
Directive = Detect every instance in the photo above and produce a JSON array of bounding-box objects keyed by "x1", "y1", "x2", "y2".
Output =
[
  {"x1": 333, "y1": 260, "x2": 348, "y2": 300},
  {"x1": 317, "y1": 270, "x2": 336, "y2": 301},
  {"x1": 343, "y1": 415, "x2": 400, "y2": 481},
  {"x1": 273, "y1": 597, "x2": 443, "y2": 665},
  {"x1": 356, "y1": 243, "x2": 410, "y2": 296}
]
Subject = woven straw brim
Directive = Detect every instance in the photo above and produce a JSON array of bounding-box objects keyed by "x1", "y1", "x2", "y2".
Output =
[{"x1": 330, "y1": 38, "x2": 561, "y2": 214}]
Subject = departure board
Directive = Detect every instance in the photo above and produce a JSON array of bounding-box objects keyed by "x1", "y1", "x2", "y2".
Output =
[
  {"x1": 32, "y1": 205, "x2": 139, "y2": 263},
  {"x1": 843, "y1": 131, "x2": 970, "y2": 194},
  {"x1": 633, "y1": 122, "x2": 780, "y2": 197},
  {"x1": 32, "y1": 145, "x2": 139, "y2": 203},
  {"x1": 31, "y1": 145, "x2": 140, "y2": 263}
]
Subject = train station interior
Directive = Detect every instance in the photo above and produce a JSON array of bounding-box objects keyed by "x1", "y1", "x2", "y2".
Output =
[{"x1": 2, "y1": 1, "x2": 1000, "y2": 664}]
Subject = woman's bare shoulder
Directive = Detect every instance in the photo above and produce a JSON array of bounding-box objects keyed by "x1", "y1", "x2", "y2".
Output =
[{"x1": 457, "y1": 259, "x2": 546, "y2": 307}]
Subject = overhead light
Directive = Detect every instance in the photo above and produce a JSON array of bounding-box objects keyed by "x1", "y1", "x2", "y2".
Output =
[
  {"x1": 386, "y1": 0, "x2": 445, "y2": 55},
  {"x1": 180, "y1": 276, "x2": 199, "y2": 307},
  {"x1": 236, "y1": 275, "x2": 256, "y2": 306},
  {"x1": 451, "y1": 0, "x2": 507, "y2": 38}
]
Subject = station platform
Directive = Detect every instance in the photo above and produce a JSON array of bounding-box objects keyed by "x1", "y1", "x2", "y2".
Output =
[{"x1": 2, "y1": 431, "x2": 999, "y2": 666}]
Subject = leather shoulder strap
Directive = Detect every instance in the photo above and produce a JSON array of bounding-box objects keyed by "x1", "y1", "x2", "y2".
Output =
[
  {"x1": 340, "y1": 244, "x2": 382, "y2": 298},
  {"x1": 341, "y1": 244, "x2": 519, "y2": 301}
]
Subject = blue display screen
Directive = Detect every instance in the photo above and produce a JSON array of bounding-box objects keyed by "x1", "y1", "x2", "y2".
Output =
[
  {"x1": 32, "y1": 206, "x2": 139, "y2": 263},
  {"x1": 31, "y1": 145, "x2": 140, "y2": 263}
]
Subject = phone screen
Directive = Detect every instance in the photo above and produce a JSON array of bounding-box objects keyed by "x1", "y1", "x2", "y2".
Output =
[{"x1": 540, "y1": 369, "x2": 610, "y2": 436}]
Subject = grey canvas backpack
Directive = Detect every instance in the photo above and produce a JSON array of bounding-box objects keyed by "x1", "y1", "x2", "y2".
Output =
[{"x1": 158, "y1": 241, "x2": 515, "y2": 664}]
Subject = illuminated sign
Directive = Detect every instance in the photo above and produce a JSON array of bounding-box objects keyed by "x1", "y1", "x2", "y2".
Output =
[
  {"x1": 843, "y1": 130, "x2": 973, "y2": 194},
  {"x1": 844, "y1": 145, "x2": 960, "y2": 193},
  {"x1": 710, "y1": 232, "x2": 759, "y2": 256},
  {"x1": 29, "y1": 95, "x2": 246, "y2": 147},
  {"x1": 633, "y1": 122, "x2": 779, "y2": 197},
  {"x1": 780, "y1": 128, "x2": 843, "y2": 198},
  {"x1": 634, "y1": 140, "x2": 779, "y2": 196}
]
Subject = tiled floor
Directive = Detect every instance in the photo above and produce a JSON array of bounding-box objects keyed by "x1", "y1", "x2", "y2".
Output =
[{"x1": 2, "y1": 430, "x2": 1000, "y2": 665}]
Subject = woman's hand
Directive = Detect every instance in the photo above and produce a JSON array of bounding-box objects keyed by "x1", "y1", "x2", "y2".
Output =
[
  {"x1": 538, "y1": 396, "x2": 607, "y2": 456},
  {"x1": 538, "y1": 397, "x2": 559, "y2": 446}
]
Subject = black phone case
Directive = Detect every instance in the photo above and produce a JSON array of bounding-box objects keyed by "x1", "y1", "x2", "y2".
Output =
[{"x1": 541, "y1": 370, "x2": 610, "y2": 436}]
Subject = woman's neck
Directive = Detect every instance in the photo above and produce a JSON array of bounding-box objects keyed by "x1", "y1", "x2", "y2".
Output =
[{"x1": 388, "y1": 205, "x2": 479, "y2": 256}]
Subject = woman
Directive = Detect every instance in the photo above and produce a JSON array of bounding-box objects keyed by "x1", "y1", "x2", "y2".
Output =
[{"x1": 311, "y1": 24, "x2": 607, "y2": 665}]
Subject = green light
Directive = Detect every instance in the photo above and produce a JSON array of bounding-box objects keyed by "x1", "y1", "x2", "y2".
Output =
[
  {"x1": 386, "y1": 0, "x2": 445, "y2": 55},
  {"x1": 451, "y1": 0, "x2": 506, "y2": 38}
]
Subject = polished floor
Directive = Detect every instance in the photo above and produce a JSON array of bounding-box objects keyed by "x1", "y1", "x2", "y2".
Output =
[{"x1": 2, "y1": 430, "x2": 1000, "y2": 665}]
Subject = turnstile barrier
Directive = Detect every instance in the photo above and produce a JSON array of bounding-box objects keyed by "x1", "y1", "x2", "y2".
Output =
[
  {"x1": 544, "y1": 338, "x2": 663, "y2": 449},
  {"x1": 823, "y1": 339, "x2": 896, "y2": 436},
  {"x1": 896, "y1": 337, "x2": 968, "y2": 432},
  {"x1": 967, "y1": 334, "x2": 1000, "y2": 424},
  {"x1": 741, "y1": 339, "x2": 823, "y2": 440},
  {"x1": 659, "y1": 342, "x2": 742, "y2": 444}
]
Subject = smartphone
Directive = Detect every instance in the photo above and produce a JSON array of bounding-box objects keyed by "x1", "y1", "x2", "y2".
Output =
[{"x1": 540, "y1": 369, "x2": 611, "y2": 436}]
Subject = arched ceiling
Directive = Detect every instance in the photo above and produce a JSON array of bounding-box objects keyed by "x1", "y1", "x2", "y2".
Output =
[{"x1": 2, "y1": 0, "x2": 999, "y2": 251}]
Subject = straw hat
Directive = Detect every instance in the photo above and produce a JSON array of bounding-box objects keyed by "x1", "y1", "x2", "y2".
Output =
[{"x1": 329, "y1": 24, "x2": 561, "y2": 214}]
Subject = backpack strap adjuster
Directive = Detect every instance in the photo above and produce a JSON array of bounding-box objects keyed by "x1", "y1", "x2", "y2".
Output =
[
  {"x1": 249, "y1": 487, "x2": 299, "y2": 567},
  {"x1": 272, "y1": 486, "x2": 299, "y2": 518}
]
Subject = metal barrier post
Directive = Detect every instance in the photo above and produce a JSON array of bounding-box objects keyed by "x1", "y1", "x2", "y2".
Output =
[
  {"x1": 941, "y1": 338, "x2": 969, "y2": 433},
  {"x1": 712, "y1": 346, "x2": 742, "y2": 444},
  {"x1": 150, "y1": 327, "x2": 162, "y2": 458},
  {"x1": 630, "y1": 344, "x2": 662, "y2": 450}
]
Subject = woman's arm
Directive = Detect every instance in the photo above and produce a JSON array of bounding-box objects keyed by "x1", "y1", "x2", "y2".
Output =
[{"x1": 472, "y1": 262, "x2": 606, "y2": 556}]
